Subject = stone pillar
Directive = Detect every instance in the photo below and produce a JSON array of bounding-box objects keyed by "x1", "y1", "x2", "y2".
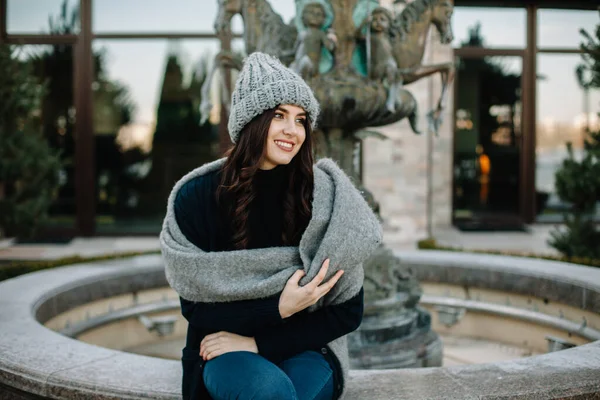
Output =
[{"x1": 363, "y1": 29, "x2": 454, "y2": 249}]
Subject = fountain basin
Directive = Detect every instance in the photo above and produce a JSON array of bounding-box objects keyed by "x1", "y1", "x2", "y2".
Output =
[{"x1": 1, "y1": 252, "x2": 599, "y2": 399}]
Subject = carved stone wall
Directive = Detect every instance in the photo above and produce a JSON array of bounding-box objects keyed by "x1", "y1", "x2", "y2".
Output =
[{"x1": 363, "y1": 29, "x2": 453, "y2": 248}]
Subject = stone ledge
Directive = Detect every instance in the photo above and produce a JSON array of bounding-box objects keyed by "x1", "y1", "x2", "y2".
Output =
[
  {"x1": 399, "y1": 250, "x2": 600, "y2": 314},
  {"x1": 0, "y1": 252, "x2": 599, "y2": 399}
]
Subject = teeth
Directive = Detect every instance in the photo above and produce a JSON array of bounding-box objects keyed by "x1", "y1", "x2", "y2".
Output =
[{"x1": 275, "y1": 140, "x2": 293, "y2": 149}]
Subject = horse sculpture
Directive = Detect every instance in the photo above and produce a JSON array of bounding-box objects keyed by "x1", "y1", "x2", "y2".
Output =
[
  {"x1": 199, "y1": 0, "x2": 297, "y2": 121},
  {"x1": 390, "y1": 0, "x2": 455, "y2": 133}
]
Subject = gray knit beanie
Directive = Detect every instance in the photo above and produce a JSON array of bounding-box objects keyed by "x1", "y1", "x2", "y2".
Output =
[{"x1": 227, "y1": 52, "x2": 320, "y2": 143}]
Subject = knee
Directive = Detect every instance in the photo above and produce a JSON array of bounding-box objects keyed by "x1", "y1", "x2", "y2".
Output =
[{"x1": 245, "y1": 375, "x2": 296, "y2": 400}]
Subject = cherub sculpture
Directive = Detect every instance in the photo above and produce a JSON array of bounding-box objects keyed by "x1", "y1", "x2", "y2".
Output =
[
  {"x1": 356, "y1": 7, "x2": 400, "y2": 112},
  {"x1": 291, "y1": 2, "x2": 337, "y2": 79}
]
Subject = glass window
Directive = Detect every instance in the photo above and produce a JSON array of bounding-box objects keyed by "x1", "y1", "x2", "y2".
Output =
[
  {"x1": 7, "y1": 0, "x2": 80, "y2": 34},
  {"x1": 93, "y1": 0, "x2": 215, "y2": 33},
  {"x1": 535, "y1": 54, "x2": 600, "y2": 222},
  {"x1": 93, "y1": 0, "x2": 298, "y2": 34},
  {"x1": 92, "y1": 39, "x2": 223, "y2": 233},
  {"x1": 452, "y1": 7, "x2": 526, "y2": 48},
  {"x1": 538, "y1": 9, "x2": 599, "y2": 49},
  {"x1": 453, "y1": 56, "x2": 523, "y2": 227},
  {"x1": 10, "y1": 45, "x2": 77, "y2": 229}
]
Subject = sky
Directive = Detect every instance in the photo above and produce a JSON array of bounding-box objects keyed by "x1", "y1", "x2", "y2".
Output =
[{"x1": 6, "y1": 0, "x2": 600, "y2": 128}]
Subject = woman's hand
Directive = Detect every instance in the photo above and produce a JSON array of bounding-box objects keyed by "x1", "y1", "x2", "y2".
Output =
[
  {"x1": 200, "y1": 332, "x2": 258, "y2": 361},
  {"x1": 278, "y1": 258, "x2": 344, "y2": 319}
]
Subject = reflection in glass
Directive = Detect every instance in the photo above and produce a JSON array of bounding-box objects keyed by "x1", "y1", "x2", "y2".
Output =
[
  {"x1": 452, "y1": 7, "x2": 526, "y2": 48},
  {"x1": 12, "y1": 45, "x2": 77, "y2": 228},
  {"x1": 538, "y1": 10, "x2": 599, "y2": 49},
  {"x1": 453, "y1": 55, "x2": 522, "y2": 227},
  {"x1": 93, "y1": 0, "x2": 216, "y2": 33},
  {"x1": 7, "y1": 0, "x2": 80, "y2": 34},
  {"x1": 93, "y1": 0, "x2": 297, "y2": 34},
  {"x1": 535, "y1": 54, "x2": 600, "y2": 221},
  {"x1": 93, "y1": 40, "x2": 222, "y2": 233}
]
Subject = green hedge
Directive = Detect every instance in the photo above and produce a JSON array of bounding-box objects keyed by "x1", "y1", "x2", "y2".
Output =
[
  {"x1": 0, "y1": 250, "x2": 161, "y2": 282},
  {"x1": 417, "y1": 238, "x2": 600, "y2": 268}
]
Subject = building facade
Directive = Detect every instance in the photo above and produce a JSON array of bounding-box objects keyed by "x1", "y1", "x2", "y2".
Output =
[{"x1": 0, "y1": 0, "x2": 598, "y2": 242}]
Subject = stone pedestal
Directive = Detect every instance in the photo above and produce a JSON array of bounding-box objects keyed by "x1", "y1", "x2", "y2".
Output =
[{"x1": 349, "y1": 246, "x2": 443, "y2": 369}]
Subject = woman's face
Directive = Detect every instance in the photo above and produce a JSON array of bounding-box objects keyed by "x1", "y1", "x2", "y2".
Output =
[{"x1": 260, "y1": 104, "x2": 307, "y2": 170}]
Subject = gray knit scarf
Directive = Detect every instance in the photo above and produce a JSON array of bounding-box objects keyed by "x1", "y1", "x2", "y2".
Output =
[{"x1": 160, "y1": 157, "x2": 382, "y2": 399}]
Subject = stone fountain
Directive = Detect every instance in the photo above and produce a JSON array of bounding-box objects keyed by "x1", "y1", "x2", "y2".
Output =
[{"x1": 201, "y1": 0, "x2": 456, "y2": 369}]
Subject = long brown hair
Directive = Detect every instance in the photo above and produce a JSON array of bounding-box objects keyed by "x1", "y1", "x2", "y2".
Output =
[{"x1": 216, "y1": 107, "x2": 314, "y2": 249}]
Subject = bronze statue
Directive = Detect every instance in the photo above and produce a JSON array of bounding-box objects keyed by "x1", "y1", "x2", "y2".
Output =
[
  {"x1": 388, "y1": 0, "x2": 455, "y2": 133},
  {"x1": 204, "y1": 0, "x2": 454, "y2": 135},
  {"x1": 356, "y1": 7, "x2": 400, "y2": 112},
  {"x1": 200, "y1": 0, "x2": 298, "y2": 122},
  {"x1": 291, "y1": 2, "x2": 337, "y2": 79}
]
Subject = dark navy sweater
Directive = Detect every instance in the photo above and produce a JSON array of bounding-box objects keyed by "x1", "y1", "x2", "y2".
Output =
[{"x1": 174, "y1": 164, "x2": 364, "y2": 400}]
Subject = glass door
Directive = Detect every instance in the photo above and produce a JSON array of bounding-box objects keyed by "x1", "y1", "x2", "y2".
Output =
[{"x1": 452, "y1": 55, "x2": 525, "y2": 230}]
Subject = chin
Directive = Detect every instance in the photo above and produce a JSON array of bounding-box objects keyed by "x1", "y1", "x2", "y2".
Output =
[
  {"x1": 271, "y1": 153, "x2": 297, "y2": 167},
  {"x1": 276, "y1": 156, "x2": 294, "y2": 166}
]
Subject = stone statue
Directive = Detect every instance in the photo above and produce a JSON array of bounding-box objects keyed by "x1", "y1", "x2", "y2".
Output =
[
  {"x1": 355, "y1": 7, "x2": 400, "y2": 112},
  {"x1": 291, "y1": 2, "x2": 337, "y2": 79}
]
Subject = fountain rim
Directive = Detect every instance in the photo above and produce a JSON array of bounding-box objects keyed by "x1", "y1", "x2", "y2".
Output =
[{"x1": 0, "y1": 251, "x2": 599, "y2": 399}]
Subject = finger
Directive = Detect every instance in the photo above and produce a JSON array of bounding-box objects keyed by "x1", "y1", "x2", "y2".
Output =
[
  {"x1": 201, "y1": 333, "x2": 224, "y2": 350},
  {"x1": 317, "y1": 270, "x2": 344, "y2": 296},
  {"x1": 205, "y1": 344, "x2": 225, "y2": 360},
  {"x1": 201, "y1": 335, "x2": 217, "y2": 348},
  {"x1": 202, "y1": 343, "x2": 220, "y2": 359},
  {"x1": 203, "y1": 342, "x2": 219, "y2": 354},
  {"x1": 287, "y1": 269, "x2": 306, "y2": 286},
  {"x1": 200, "y1": 342, "x2": 213, "y2": 359},
  {"x1": 308, "y1": 259, "x2": 330, "y2": 289},
  {"x1": 328, "y1": 269, "x2": 344, "y2": 287},
  {"x1": 200, "y1": 335, "x2": 210, "y2": 348},
  {"x1": 206, "y1": 349, "x2": 221, "y2": 361},
  {"x1": 201, "y1": 332, "x2": 220, "y2": 344}
]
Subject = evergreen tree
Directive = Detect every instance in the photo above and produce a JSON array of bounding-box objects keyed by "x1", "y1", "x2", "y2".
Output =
[
  {"x1": 549, "y1": 14, "x2": 600, "y2": 259},
  {"x1": 0, "y1": 46, "x2": 62, "y2": 238}
]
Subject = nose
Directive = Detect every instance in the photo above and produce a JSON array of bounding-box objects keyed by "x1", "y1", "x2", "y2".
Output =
[{"x1": 283, "y1": 118, "x2": 298, "y2": 136}]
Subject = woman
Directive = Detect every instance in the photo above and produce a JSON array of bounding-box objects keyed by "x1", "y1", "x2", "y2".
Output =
[{"x1": 161, "y1": 52, "x2": 382, "y2": 400}]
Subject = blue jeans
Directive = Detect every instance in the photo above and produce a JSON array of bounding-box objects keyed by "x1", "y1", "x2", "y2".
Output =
[{"x1": 203, "y1": 350, "x2": 334, "y2": 400}]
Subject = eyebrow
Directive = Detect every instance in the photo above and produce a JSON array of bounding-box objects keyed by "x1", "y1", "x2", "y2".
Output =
[{"x1": 277, "y1": 106, "x2": 307, "y2": 117}]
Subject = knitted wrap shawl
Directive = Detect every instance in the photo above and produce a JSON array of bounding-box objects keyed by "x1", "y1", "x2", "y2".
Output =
[{"x1": 160, "y1": 157, "x2": 382, "y2": 398}]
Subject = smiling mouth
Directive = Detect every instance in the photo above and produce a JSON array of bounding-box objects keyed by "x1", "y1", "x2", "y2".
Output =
[{"x1": 274, "y1": 140, "x2": 294, "y2": 152}]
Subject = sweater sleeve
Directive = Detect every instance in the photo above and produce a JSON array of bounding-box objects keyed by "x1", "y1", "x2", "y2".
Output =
[
  {"x1": 180, "y1": 295, "x2": 282, "y2": 334},
  {"x1": 174, "y1": 175, "x2": 284, "y2": 332},
  {"x1": 254, "y1": 287, "x2": 364, "y2": 364},
  {"x1": 174, "y1": 176, "x2": 210, "y2": 251}
]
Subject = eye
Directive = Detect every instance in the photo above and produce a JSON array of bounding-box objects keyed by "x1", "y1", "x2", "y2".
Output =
[
  {"x1": 296, "y1": 118, "x2": 306, "y2": 124},
  {"x1": 274, "y1": 112, "x2": 284, "y2": 119}
]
